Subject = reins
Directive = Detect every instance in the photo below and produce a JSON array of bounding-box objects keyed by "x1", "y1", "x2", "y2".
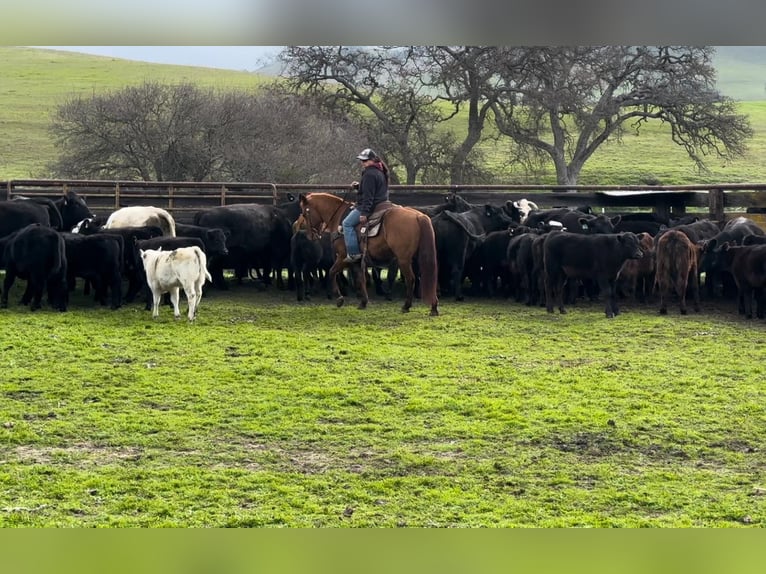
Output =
[{"x1": 302, "y1": 193, "x2": 353, "y2": 241}]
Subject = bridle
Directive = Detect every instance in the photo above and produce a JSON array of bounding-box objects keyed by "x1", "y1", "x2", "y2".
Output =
[{"x1": 301, "y1": 194, "x2": 352, "y2": 241}]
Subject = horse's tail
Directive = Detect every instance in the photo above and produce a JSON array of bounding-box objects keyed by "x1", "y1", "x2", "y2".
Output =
[
  {"x1": 416, "y1": 213, "x2": 440, "y2": 315},
  {"x1": 158, "y1": 209, "x2": 177, "y2": 237}
]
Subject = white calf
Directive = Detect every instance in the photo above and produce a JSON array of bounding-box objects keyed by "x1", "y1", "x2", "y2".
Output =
[
  {"x1": 140, "y1": 246, "x2": 212, "y2": 321},
  {"x1": 105, "y1": 206, "x2": 176, "y2": 236}
]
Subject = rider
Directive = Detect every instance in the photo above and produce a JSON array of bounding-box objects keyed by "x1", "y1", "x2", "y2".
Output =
[{"x1": 342, "y1": 148, "x2": 390, "y2": 263}]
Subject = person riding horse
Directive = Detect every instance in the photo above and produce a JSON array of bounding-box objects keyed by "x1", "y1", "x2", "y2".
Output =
[{"x1": 342, "y1": 148, "x2": 390, "y2": 263}]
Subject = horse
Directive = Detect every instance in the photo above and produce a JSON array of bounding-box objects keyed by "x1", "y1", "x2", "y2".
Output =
[{"x1": 298, "y1": 192, "x2": 439, "y2": 316}]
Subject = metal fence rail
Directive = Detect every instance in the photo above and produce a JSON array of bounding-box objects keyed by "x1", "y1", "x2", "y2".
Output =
[{"x1": 4, "y1": 178, "x2": 766, "y2": 223}]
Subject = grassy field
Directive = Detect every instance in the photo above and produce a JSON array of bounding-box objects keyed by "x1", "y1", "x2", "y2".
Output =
[
  {"x1": 2, "y1": 47, "x2": 766, "y2": 528},
  {"x1": 0, "y1": 280, "x2": 765, "y2": 527},
  {"x1": 4, "y1": 46, "x2": 766, "y2": 185}
]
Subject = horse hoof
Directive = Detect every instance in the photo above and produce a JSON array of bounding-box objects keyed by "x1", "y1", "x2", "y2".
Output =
[
  {"x1": 430, "y1": 308, "x2": 439, "y2": 317},
  {"x1": 401, "y1": 305, "x2": 411, "y2": 313},
  {"x1": 336, "y1": 297, "x2": 345, "y2": 308},
  {"x1": 357, "y1": 302, "x2": 368, "y2": 310}
]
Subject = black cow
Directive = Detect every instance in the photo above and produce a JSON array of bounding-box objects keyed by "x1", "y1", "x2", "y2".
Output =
[
  {"x1": 432, "y1": 204, "x2": 515, "y2": 300},
  {"x1": 56, "y1": 191, "x2": 95, "y2": 231},
  {"x1": 0, "y1": 201, "x2": 54, "y2": 238},
  {"x1": 700, "y1": 217, "x2": 765, "y2": 298},
  {"x1": 194, "y1": 203, "x2": 294, "y2": 290},
  {"x1": 134, "y1": 236, "x2": 207, "y2": 310},
  {"x1": 61, "y1": 232, "x2": 124, "y2": 309},
  {"x1": 465, "y1": 229, "x2": 513, "y2": 297},
  {"x1": 414, "y1": 192, "x2": 475, "y2": 218},
  {"x1": 0, "y1": 224, "x2": 68, "y2": 311},
  {"x1": 75, "y1": 222, "x2": 165, "y2": 301},
  {"x1": 544, "y1": 232, "x2": 644, "y2": 318},
  {"x1": 709, "y1": 244, "x2": 766, "y2": 319},
  {"x1": 659, "y1": 219, "x2": 720, "y2": 244},
  {"x1": 12, "y1": 191, "x2": 94, "y2": 232},
  {"x1": 175, "y1": 223, "x2": 229, "y2": 259},
  {"x1": 507, "y1": 229, "x2": 540, "y2": 303}
]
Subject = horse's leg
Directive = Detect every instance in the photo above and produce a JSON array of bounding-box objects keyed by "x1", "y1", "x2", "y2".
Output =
[
  {"x1": 329, "y1": 257, "x2": 347, "y2": 308},
  {"x1": 398, "y1": 261, "x2": 416, "y2": 313},
  {"x1": 357, "y1": 260, "x2": 369, "y2": 310}
]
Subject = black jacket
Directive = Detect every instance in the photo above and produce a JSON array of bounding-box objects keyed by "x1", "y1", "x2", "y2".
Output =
[{"x1": 356, "y1": 164, "x2": 388, "y2": 216}]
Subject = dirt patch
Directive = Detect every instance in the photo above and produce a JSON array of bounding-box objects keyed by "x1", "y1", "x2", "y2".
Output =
[{"x1": 8, "y1": 444, "x2": 144, "y2": 466}]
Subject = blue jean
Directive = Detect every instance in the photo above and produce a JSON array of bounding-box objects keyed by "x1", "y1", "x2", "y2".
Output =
[{"x1": 342, "y1": 208, "x2": 362, "y2": 256}]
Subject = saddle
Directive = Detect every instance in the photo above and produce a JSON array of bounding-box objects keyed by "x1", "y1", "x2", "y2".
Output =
[
  {"x1": 360, "y1": 201, "x2": 396, "y2": 238},
  {"x1": 335, "y1": 201, "x2": 398, "y2": 241}
]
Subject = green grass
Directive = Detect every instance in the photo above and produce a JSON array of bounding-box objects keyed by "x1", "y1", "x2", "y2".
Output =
[{"x1": 1, "y1": 281, "x2": 765, "y2": 527}]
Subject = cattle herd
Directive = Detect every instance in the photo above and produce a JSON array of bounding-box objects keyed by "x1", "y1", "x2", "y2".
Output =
[{"x1": 1, "y1": 190, "x2": 766, "y2": 321}]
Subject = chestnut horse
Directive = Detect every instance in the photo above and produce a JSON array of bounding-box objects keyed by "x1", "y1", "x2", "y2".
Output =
[{"x1": 298, "y1": 192, "x2": 439, "y2": 316}]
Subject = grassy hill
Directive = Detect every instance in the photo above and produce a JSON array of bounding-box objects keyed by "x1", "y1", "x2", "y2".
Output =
[
  {"x1": 0, "y1": 47, "x2": 270, "y2": 180},
  {"x1": 3, "y1": 46, "x2": 766, "y2": 184}
]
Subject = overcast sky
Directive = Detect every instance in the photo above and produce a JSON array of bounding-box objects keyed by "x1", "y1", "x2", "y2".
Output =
[{"x1": 36, "y1": 46, "x2": 283, "y2": 72}]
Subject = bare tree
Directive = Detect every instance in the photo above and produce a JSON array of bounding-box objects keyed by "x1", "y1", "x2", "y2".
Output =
[
  {"x1": 49, "y1": 82, "x2": 223, "y2": 181},
  {"x1": 48, "y1": 81, "x2": 365, "y2": 183},
  {"x1": 280, "y1": 46, "x2": 469, "y2": 185},
  {"x1": 489, "y1": 46, "x2": 753, "y2": 186},
  {"x1": 218, "y1": 84, "x2": 366, "y2": 183}
]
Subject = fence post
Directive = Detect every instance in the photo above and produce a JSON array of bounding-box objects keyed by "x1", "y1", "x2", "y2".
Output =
[
  {"x1": 709, "y1": 188, "x2": 725, "y2": 222},
  {"x1": 221, "y1": 185, "x2": 227, "y2": 206},
  {"x1": 114, "y1": 182, "x2": 120, "y2": 210},
  {"x1": 168, "y1": 184, "x2": 175, "y2": 211}
]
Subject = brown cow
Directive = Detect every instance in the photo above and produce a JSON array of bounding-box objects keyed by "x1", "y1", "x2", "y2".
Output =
[
  {"x1": 617, "y1": 232, "x2": 656, "y2": 302},
  {"x1": 715, "y1": 243, "x2": 766, "y2": 319},
  {"x1": 654, "y1": 229, "x2": 701, "y2": 315}
]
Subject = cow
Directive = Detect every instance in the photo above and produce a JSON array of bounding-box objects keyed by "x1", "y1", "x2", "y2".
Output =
[
  {"x1": 74, "y1": 222, "x2": 164, "y2": 302},
  {"x1": 465, "y1": 229, "x2": 514, "y2": 297},
  {"x1": 0, "y1": 201, "x2": 53, "y2": 238},
  {"x1": 134, "y1": 236, "x2": 207, "y2": 310},
  {"x1": 105, "y1": 206, "x2": 176, "y2": 237},
  {"x1": 504, "y1": 198, "x2": 540, "y2": 224},
  {"x1": 699, "y1": 217, "x2": 765, "y2": 298},
  {"x1": 175, "y1": 223, "x2": 229, "y2": 260},
  {"x1": 414, "y1": 192, "x2": 475, "y2": 218},
  {"x1": 654, "y1": 229, "x2": 701, "y2": 315},
  {"x1": 61, "y1": 232, "x2": 124, "y2": 309},
  {"x1": 432, "y1": 204, "x2": 515, "y2": 300},
  {"x1": 56, "y1": 191, "x2": 95, "y2": 231},
  {"x1": 616, "y1": 232, "x2": 656, "y2": 303},
  {"x1": 11, "y1": 190, "x2": 93, "y2": 232},
  {"x1": 544, "y1": 232, "x2": 644, "y2": 318},
  {"x1": 0, "y1": 224, "x2": 68, "y2": 311},
  {"x1": 706, "y1": 243, "x2": 766, "y2": 319},
  {"x1": 193, "y1": 203, "x2": 294, "y2": 290},
  {"x1": 140, "y1": 246, "x2": 212, "y2": 321}
]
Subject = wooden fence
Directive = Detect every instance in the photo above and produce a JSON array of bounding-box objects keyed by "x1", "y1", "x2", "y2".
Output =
[{"x1": 4, "y1": 178, "x2": 766, "y2": 224}]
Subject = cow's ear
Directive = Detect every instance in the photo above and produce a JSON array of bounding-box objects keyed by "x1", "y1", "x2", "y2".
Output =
[
  {"x1": 578, "y1": 217, "x2": 590, "y2": 231},
  {"x1": 721, "y1": 242, "x2": 731, "y2": 252},
  {"x1": 706, "y1": 238, "x2": 717, "y2": 251},
  {"x1": 611, "y1": 214, "x2": 622, "y2": 226},
  {"x1": 484, "y1": 204, "x2": 493, "y2": 217}
]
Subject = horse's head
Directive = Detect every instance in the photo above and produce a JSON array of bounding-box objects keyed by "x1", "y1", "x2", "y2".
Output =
[
  {"x1": 298, "y1": 193, "x2": 331, "y2": 240},
  {"x1": 299, "y1": 192, "x2": 349, "y2": 240}
]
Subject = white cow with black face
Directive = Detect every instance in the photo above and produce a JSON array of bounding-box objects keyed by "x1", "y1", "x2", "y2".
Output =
[{"x1": 140, "y1": 246, "x2": 211, "y2": 321}]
